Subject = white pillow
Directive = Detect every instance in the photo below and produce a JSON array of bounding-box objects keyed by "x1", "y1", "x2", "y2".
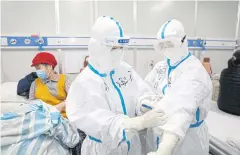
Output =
[{"x1": 0, "y1": 82, "x2": 26, "y2": 103}]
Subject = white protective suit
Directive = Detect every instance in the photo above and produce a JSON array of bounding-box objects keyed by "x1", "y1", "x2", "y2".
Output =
[
  {"x1": 66, "y1": 16, "x2": 164, "y2": 155},
  {"x1": 144, "y1": 19, "x2": 213, "y2": 155}
]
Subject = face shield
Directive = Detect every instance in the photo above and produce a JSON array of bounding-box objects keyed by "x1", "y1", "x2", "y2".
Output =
[
  {"x1": 154, "y1": 39, "x2": 175, "y2": 52},
  {"x1": 154, "y1": 35, "x2": 188, "y2": 63},
  {"x1": 101, "y1": 37, "x2": 129, "y2": 71}
]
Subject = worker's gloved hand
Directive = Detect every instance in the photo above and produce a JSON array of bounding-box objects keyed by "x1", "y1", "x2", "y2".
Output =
[
  {"x1": 123, "y1": 108, "x2": 167, "y2": 131},
  {"x1": 147, "y1": 131, "x2": 179, "y2": 155},
  {"x1": 138, "y1": 93, "x2": 163, "y2": 113}
]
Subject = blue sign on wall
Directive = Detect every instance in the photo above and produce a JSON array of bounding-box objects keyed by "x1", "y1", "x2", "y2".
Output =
[{"x1": 7, "y1": 36, "x2": 48, "y2": 46}]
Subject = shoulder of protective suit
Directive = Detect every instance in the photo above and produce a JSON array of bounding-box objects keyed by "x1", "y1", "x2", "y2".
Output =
[
  {"x1": 185, "y1": 55, "x2": 206, "y2": 72},
  {"x1": 182, "y1": 56, "x2": 212, "y2": 85},
  {"x1": 74, "y1": 67, "x2": 104, "y2": 85},
  {"x1": 154, "y1": 60, "x2": 167, "y2": 69}
]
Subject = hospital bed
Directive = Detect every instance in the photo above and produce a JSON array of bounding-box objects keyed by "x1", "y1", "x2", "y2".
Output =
[
  {"x1": 206, "y1": 102, "x2": 240, "y2": 145},
  {"x1": 206, "y1": 101, "x2": 240, "y2": 155},
  {"x1": 1, "y1": 82, "x2": 240, "y2": 155},
  {"x1": 0, "y1": 82, "x2": 82, "y2": 155},
  {"x1": 209, "y1": 135, "x2": 239, "y2": 155}
]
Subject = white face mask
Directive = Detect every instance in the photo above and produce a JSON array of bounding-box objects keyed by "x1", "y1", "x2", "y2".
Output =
[
  {"x1": 110, "y1": 48, "x2": 124, "y2": 69},
  {"x1": 89, "y1": 39, "x2": 124, "y2": 73},
  {"x1": 155, "y1": 38, "x2": 188, "y2": 64}
]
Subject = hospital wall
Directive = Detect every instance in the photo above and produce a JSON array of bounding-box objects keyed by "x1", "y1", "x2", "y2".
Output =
[{"x1": 1, "y1": 1, "x2": 239, "y2": 82}]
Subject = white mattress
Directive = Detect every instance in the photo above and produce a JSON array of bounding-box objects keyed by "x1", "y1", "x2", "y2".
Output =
[{"x1": 206, "y1": 102, "x2": 240, "y2": 144}]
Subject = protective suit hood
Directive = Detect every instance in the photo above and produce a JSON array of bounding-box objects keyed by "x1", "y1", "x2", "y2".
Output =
[
  {"x1": 154, "y1": 19, "x2": 189, "y2": 65},
  {"x1": 88, "y1": 16, "x2": 129, "y2": 73}
]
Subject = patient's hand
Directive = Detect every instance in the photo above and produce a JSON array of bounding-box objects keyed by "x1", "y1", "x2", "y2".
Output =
[{"x1": 55, "y1": 102, "x2": 66, "y2": 112}]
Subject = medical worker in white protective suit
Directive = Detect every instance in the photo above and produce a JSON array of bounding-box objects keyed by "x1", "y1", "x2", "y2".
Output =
[
  {"x1": 138, "y1": 19, "x2": 213, "y2": 155},
  {"x1": 66, "y1": 16, "x2": 167, "y2": 155}
]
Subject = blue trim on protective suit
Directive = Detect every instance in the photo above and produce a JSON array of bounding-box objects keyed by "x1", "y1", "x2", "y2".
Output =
[
  {"x1": 196, "y1": 107, "x2": 200, "y2": 122},
  {"x1": 109, "y1": 70, "x2": 130, "y2": 151},
  {"x1": 161, "y1": 53, "x2": 191, "y2": 95},
  {"x1": 167, "y1": 52, "x2": 191, "y2": 78},
  {"x1": 163, "y1": 52, "x2": 204, "y2": 128},
  {"x1": 161, "y1": 20, "x2": 172, "y2": 39},
  {"x1": 142, "y1": 104, "x2": 152, "y2": 110},
  {"x1": 115, "y1": 22, "x2": 123, "y2": 37},
  {"x1": 127, "y1": 141, "x2": 131, "y2": 151},
  {"x1": 156, "y1": 136, "x2": 160, "y2": 149},
  {"x1": 190, "y1": 120, "x2": 204, "y2": 128},
  {"x1": 122, "y1": 126, "x2": 131, "y2": 152},
  {"x1": 89, "y1": 136, "x2": 103, "y2": 143},
  {"x1": 122, "y1": 130, "x2": 127, "y2": 141},
  {"x1": 189, "y1": 107, "x2": 204, "y2": 128},
  {"x1": 86, "y1": 64, "x2": 109, "y2": 144},
  {"x1": 110, "y1": 70, "x2": 127, "y2": 115},
  {"x1": 162, "y1": 84, "x2": 168, "y2": 95},
  {"x1": 88, "y1": 64, "x2": 107, "y2": 77},
  {"x1": 88, "y1": 64, "x2": 130, "y2": 150},
  {"x1": 103, "y1": 16, "x2": 123, "y2": 37},
  {"x1": 153, "y1": 110, "x2": 204, "y2": 146}
]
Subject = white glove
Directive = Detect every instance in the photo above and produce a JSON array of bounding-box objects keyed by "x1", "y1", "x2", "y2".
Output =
[
  {"x1": 147, "y1": 131, "x2": 179, "y2": 155},
  {"x1": 138, "y1": 93, "x2": 162, "y2": 113},
  {"x1": 123, "y1": 108, "x2": 167, "y2": 131}
]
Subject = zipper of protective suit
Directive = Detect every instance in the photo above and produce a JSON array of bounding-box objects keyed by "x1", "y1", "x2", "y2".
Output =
[{"x1": 87, "y1": 64, "x2": 131, "y2": 152}]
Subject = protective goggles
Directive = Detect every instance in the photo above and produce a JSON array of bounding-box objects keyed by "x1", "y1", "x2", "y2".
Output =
[
  {"x1": 103, "y1": 36, "x2": 130, "y2": 47},
  {"x1": 154, "y1": 35, "x2": 186, "y2": 51}
]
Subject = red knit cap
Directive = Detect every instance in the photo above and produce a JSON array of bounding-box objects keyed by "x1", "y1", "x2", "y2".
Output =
[{"x1": 31, "y1": 52, "x2": 57, "y2": 67}]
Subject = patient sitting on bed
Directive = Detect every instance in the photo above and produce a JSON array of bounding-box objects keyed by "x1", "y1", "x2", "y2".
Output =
[{"x1": 29, "y1": 52, "x2": 71, "y2": 118}]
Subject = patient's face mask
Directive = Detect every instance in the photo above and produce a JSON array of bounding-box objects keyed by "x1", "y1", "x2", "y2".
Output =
[
  {"x1": 35, "y1": 64, "x2": 50, "y2": 80},
  {"x1": 36, "y1": 70, "x2": 48, "y2": 80}
]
